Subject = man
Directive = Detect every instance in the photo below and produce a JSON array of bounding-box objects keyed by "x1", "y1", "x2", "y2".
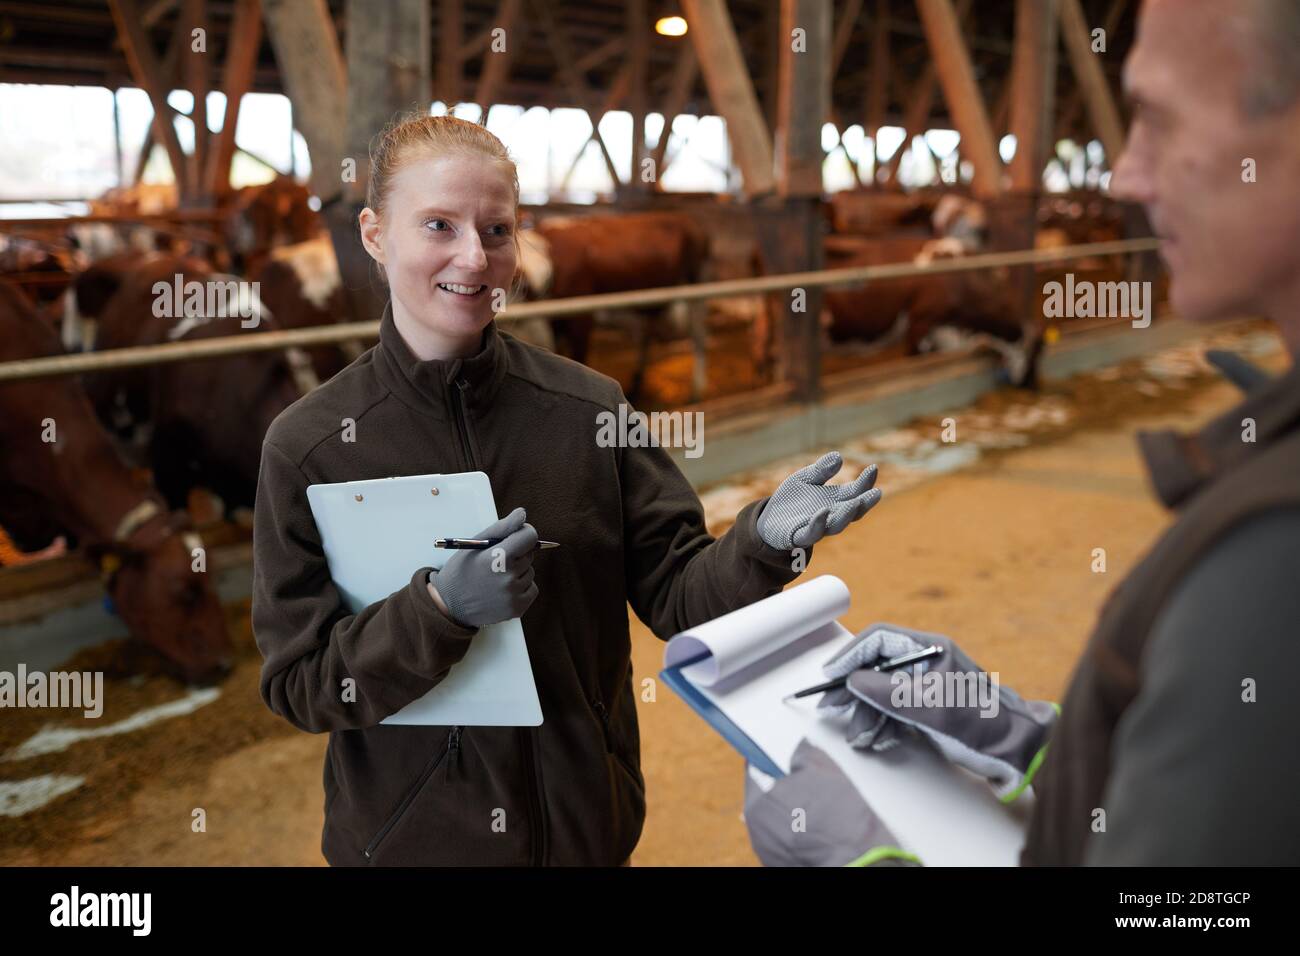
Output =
[{"x1": 745, "y1": 0, "x2": 1300, "y2": 866}]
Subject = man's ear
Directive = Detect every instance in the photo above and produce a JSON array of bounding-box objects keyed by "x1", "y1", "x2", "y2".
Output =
[{"x1": 358, "y1": 207, "x2": 384, "y2": 263}]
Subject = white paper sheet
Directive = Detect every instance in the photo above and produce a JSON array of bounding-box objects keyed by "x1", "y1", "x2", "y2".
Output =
[{"x1": 665, "y1": 575, "x2": 1031, "y2": 866}]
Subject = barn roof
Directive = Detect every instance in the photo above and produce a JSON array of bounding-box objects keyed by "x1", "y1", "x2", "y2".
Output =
[{"x1": 0, "y1": 0, "x2": 1133, "y2": 139}]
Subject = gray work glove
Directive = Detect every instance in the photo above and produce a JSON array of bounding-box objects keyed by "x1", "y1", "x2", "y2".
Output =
[
  {"x1": 833, "y1": 624, "x2": 1059, "y2": 802},
  {"x1": 817, "y1": 627, "x2": 926, "y2": 752},
  {"x1": 427, "y1": 507, "x2": 539, "y2": 627},
  {"x1": 743, "y1": 738, "x2": 921, "y2": 867},
  {"x1": 756, "y1": 451, "x2": 881, "y2": 551}
]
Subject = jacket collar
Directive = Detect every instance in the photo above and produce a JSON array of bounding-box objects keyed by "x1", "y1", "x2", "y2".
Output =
[
  {"x1": 373, "y1": 301, "x2": 509, "y2": 414},
  {"x1": 1138, "y1": 353, "x2": 1300, "y2": 509}
]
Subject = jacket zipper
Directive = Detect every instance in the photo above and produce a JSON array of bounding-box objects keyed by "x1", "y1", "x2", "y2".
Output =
[
  {"x1": 362, "y1": 725, "x2": 460, "y2": 861},
  {"x1": 449, "y1": 375, "x2": 548, "y2": 867},
  {"x1": 593, "y1": 698, "x2": 613, "y2": 751}
]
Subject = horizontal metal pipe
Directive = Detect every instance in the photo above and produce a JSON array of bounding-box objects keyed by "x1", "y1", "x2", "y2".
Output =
[{"x1": 0, "y1": 238, "x2": 1159, "y2": 383}]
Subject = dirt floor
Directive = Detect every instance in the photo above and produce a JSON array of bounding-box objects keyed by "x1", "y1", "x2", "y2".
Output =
[{"x1": 0, "y1": 322, "x2": 1287, "y2": 866}]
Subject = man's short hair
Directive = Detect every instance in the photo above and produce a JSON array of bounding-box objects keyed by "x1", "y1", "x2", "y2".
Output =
[{"x1": 1239, "y1": 0, "x2": 1300, "y2": 116}]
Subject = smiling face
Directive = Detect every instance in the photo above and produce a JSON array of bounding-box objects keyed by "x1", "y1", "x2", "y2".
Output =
[
  {"x1": 359, "y1": 152, "x2": 519, "y2": 359},
  {"x1": 1110, "y1": 0, "x2": 1300, "y2": 341}
]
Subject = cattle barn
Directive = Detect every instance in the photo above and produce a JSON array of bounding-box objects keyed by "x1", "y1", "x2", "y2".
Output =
[{"x1": 0, "y1": 0, "x2": 1280, "y2": 882}]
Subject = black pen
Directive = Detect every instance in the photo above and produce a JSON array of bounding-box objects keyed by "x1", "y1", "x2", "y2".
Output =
[
  {"x1": 782, "y1": 644, "x2": 945, "y2": 701},
  {"x1": 434, "y1": 537, "x2": 561, "y2": 550}
]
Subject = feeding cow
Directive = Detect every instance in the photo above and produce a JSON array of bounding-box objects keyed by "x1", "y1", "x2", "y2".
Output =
[
  {"x1": 820, "y1": 234, "x2": 1042, "y2": 387},
  {"x1": 70, "y1": 255, "x2": 311, "y2": 513},
  {"x1": 0, "y1": 280, "x2": 232, "y2": 683},
  {"x1": 514, "y1": 211, "x2": 712, "y2": 401}
]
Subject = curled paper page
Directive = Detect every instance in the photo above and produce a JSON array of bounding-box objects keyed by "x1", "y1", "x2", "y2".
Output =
[{"x1": 663, "y1": 575, "x2": 851, "y2": 686}]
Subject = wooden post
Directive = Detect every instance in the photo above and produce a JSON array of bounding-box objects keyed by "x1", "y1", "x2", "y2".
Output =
[
  {"x1": 1009, "y1": 0, "x2": 1057, "y2": 192},
  {"x1": 681, "y1": 0, "x2": 776, "y2": 198},
  {"x1": 1059, "y1": 0, "x2": 1126, "y2": 163},
  {"x1": 1055, "y1": 0, "x2": 1127, "y2": 144},
  {"x1": 109, "y1": 0, "x2": 191, "y2": 199},
  {"x1": 767, "y1": 0, "x2": 830, "y2": 401},
  {"x1": 474, "y1": 0, "x2": 524, "y2": 122},
  {"x1": 438, "y1": 0, "x2": 462, "y2": 106},
  {"x1": 205, "y1": 0, "x2": 261, "y2": 197},
  {"x1": 182, "y1": 0, "x2": 209, "y2": 202},
  {"x1": 1000, "y1": 0, "x2": 1060, "y2": 348},
  {"x1": 863, "y1": 0, "x2": 890, "y2": 180},
  {"x1": 915, "y1": 0, "x2": 1002, "y2": 199},
  {"x1": 624, "y1": 0, "x2": 649, "y2": 197},
  {"x1": 326, "y1": 0, "x2": 431, "y2": 326},
  {"x1": 262, "y1": 0, "x2": 346, "y2": 202}
]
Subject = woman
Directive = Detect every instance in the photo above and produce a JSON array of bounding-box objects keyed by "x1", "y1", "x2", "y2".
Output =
[{"x1": 251, "y1": 113, "x2": 882, "y2": 866}]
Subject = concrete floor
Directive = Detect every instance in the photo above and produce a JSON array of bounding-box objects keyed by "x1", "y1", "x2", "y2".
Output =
[{"x1": 0, "y1": 324, "x2": 1287, "y2": 866}]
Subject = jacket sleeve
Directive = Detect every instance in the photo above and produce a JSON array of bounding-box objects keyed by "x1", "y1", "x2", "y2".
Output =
[
  {"x1": 618, "y1": 422, "x2": 806, "y2": 641},
  {"x1": 1084, "y1": 509, "x2": 1300, "y2": 865},
  {"x1": 251, "y1": 439, "x2": 479, "y2": 733}
]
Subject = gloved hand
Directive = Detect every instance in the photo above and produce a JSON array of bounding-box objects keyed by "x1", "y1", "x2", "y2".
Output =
[
  {"x1": 833, "y1": 624, "x2": 1059, "y2": 802},
  {"x1": 756, "y1": 451, "x2": 881, "y2": 551},
  {"x1": 817, "y1": 626, "x2": 926, "y2": 752},
  {"x1": 426, "y1": 507, "x2": 539, "y2": 627},
  {"x1": 743, "y1": 738, "x2": 921, "y2": 867}
]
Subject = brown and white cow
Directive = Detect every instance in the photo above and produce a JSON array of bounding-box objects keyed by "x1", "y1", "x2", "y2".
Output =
[
  {"x1": 514, "y1": 211, "x2": 712, "y2": 400},
  {"x1": 0, "y1": 280, "x2": 232, "y2": 682},
  {"x1": 252, "y1": 235, "x2": 360, "y2": 382},
  {"x1": 820, "y1": 235, "x2": 1042, "y2": 388},
  {"x1": 224, "y1": 176, "x2": 321, "y2": 276},
  {"x1": 70, "y1": 255, "x2": 308, "y2": 512}
]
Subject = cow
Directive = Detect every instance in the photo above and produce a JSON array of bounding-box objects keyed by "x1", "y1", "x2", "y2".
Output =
[
  {"x1": 252, "y1": 235, "x2": 362, "y2": 382},
  {"x1": 69, "y1": 255, "x2": 310, "y2": 513},
  {"x1": 70, "y1": 182, "x2": 180, "y2": 263},
  {"x1": 514, "y1": 211, "x2": 712, "y2": 401},
  {"x1": 0, "y1": 280, "x2": 232, "y2": 683},
  {"x1": 821, "y1": 235, "x2": 1043, "y2": 388},
  {"x1": 826, "y1": 189, "x2": 937, "y2": 237},
  {"x1": 224, "y1": 176, "x2": 321, "y2": 276}
]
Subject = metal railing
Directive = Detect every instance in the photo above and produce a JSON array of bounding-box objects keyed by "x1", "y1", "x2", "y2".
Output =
[{"x1": 0, "y1": 238, "x2": 1159, "y2": 383}]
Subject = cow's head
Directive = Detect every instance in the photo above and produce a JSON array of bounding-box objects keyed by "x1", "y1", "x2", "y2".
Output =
[
  {"x1": 932, "y1": 195, "x2": 989, "y2": 253},
  {"x1": 99, "y1": 513, "x2": 233, "y2": 685}
]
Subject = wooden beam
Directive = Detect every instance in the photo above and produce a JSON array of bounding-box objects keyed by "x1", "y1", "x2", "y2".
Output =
[
  {"x1": 916, "y1": 0, "x2": 1002, "y2": 198},
  {"x1": 864, "y1": 0, "x2": 890, "y2": 134},
  {"x1": 573, "y1": 37, "x2": 624, "y2": 75},
  {"x1": 474, "y1": 0, "x2": 525, "y2": 117},
  {"x1": 681, "y1": 0, "x2": 775, "y2": 198},
  {"x1": 1008, "y1": 0, "x2": 1058, "y2": 191},
  {"x1": 831, "y1": 0, "x2": 864, "y2": 79},
  {"x1": 108, "y1": 0, "x2": 190, "y2": 198},
  {"x1": 182, "y1": 0, "x2": 209, "y2": 201},
  {"x1": 777, "y1": 0, "x2": 831, "y2": 198},
  {"x1": 205, "y1": 0, "x2": 261, "y2": 196},
  {"x1": 438, "y1": 0, "x2": 462, "y2": 105},
  {"x1": 651, "y1": 41, "x2": 699, "y2": 186},
  {"x1": 1056, "y1": 0, "x2": 1126, "y2": 140},
  {"x1": 530, "y1": 0, "x2": 622, "y2": 186},
  {"x1": 1058, "y1": 0, "x2": 1126, "y2": 160},
  {"x1": 262, "y1": 0, "x2": 346, "y2": 201},
  {"x1": 625, "y1": 0, "x2": 649, "y2": 195}
]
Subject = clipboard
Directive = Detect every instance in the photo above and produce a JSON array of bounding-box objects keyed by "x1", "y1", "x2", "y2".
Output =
[
  {"x1": 305, "y1": 471, "x2": 542, "y2": 727},
  {"x1": 660, "y1": 575, "x2": 1031, "y2": 866}
]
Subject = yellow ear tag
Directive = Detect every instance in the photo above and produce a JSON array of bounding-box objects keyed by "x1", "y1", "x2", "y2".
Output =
[{"x1": 100, "y1": 553, "x2": 121, "y2": 576}]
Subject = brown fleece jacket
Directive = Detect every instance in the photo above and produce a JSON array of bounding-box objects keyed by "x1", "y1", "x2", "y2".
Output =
[{"x1": 252, "y1": 305, "x2": 804, "y2": 865}]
